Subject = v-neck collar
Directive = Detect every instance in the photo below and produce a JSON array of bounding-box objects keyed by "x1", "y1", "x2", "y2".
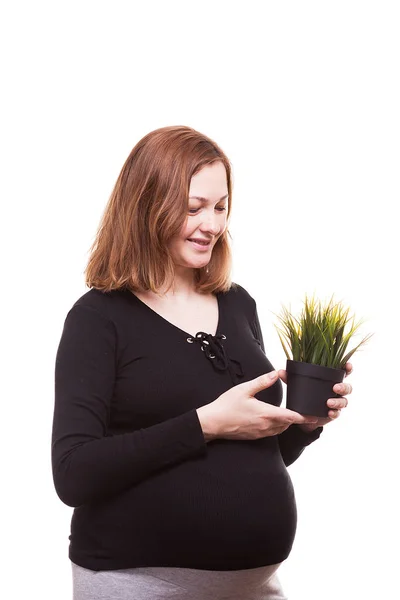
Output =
[{"x1": 126, "y1": 290, "x2": 223, "y2": 339}]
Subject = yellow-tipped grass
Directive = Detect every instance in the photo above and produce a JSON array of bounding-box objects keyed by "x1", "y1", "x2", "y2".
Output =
[{"x1": 273, "y1": 294, "x2": 373, "y2": 369}]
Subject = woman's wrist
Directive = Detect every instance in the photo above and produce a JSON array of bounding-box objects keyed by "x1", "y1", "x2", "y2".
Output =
[{"x1": 196, "y1": 406, "x2": 219, "y2": 442}]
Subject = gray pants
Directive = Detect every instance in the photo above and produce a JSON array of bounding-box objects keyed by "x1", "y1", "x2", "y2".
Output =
[{"x1": 71, "y1": 561, "x2": 287, "y2": 600}]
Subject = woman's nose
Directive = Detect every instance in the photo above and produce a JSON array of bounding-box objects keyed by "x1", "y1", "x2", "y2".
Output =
[{"x1": 200, "y1": 214, "x2": 221, "y2": 235}]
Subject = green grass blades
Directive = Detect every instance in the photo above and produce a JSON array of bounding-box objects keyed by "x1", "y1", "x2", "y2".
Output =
[{"x1": 273, "y1": 294, "x2": 373, "y2": 369}]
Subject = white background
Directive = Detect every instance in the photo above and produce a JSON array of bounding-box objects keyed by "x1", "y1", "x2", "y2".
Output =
[{"x1": 1, "y1": 1, "x2": 399, "y2": 598}]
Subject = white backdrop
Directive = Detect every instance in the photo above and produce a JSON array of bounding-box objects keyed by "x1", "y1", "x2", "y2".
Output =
[{"x1": 1, "y1": 1, "x2": 399, "y2": 599}]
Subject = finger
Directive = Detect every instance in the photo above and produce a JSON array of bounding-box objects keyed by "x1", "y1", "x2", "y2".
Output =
[
  {"x1": 327, "y1": 396, "x2": 348, "y2": 409},
  {"x1": 289, "y1": 412, "x2": 319, "y2": 425},
  {"x1": 266, "y1": 407, "x2": 317, "y2": 425},
  {"x1": 333, "y1": 382, "x2": 353, "y2": 396},
  {"x1": 328, "y1": 408, "x2": 341, "y2": 419},
  {"x1": 301, "y1": 413, "x2": 321, "y2": 423},
  {"x1": 246, "y1": 371, "x2": 279, "y2": 395},
  {"x1": 278, "y1": 369, "x2": 287, "y2": 384},
  {"x1": 344, "y1": 362, "x2": 353, "y2": 377}
]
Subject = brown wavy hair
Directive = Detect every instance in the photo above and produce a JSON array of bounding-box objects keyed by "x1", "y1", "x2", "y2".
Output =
[{"x1": 84, "y1": 125, "x2": 235, "y2": 295}]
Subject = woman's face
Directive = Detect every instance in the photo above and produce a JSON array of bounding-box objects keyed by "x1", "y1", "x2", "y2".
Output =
[{"x1": 169, "y1": 161, "x2": 229, "y2": 271}]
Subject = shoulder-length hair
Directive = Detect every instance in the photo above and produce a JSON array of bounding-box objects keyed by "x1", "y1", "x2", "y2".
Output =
[{"x1": 84, "y1": 125, "x2": 236, "y2": 295}]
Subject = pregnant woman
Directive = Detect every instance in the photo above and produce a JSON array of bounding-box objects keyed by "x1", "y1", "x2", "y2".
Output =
[{"x1": 51, "y1": 125, "x2": 352, "y2": 599}]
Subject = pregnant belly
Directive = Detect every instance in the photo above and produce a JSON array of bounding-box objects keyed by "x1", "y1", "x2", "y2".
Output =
[{"x1": 71, "y1": 438, "x2": 297, "y2": 569}]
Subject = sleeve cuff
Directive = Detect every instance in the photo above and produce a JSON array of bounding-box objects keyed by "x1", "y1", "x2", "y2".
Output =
[{"x1": 291, "y1": 424, "x2": 324, "y2": 445}]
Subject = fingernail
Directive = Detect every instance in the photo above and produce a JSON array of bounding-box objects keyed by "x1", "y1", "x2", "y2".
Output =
[{"x1": 268, "y1": 370, "x2": 277, "y2": 380}]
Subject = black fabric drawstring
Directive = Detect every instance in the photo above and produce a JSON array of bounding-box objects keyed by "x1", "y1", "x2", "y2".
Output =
[{"x1": 186, "y1": 332, "x2": 244, "y2": 383}]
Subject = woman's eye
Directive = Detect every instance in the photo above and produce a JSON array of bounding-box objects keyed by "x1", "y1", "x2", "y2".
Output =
[{"x1": 188, "y1": 207, "x2": 226, "y2": 214}]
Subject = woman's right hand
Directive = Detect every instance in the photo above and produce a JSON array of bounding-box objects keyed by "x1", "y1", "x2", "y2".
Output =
[{"x1": 196, "y1": 371, "x2": 318, "y2": 441}]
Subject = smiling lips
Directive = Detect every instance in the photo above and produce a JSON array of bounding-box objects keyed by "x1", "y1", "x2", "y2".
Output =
[
  {"x1": 188, "y1": 238, "x2": 211, "y2": 245},
  {"x1": 187, "y1": 238, "x2": 212, "y2": 250}
]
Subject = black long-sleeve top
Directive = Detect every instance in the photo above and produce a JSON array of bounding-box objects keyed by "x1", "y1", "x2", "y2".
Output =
[{"x1": 51, "y1": 282, "x2": 322, "y2": 571}]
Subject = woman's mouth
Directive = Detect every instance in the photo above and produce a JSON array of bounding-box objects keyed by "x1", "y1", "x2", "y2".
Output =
[{"x1": 187, "y1": 239, "x2": 211, "y2": 250}]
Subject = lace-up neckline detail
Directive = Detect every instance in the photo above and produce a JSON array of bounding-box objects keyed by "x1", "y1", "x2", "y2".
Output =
[
  {"x1": 127, "y1": 289, "x2": 244, "y2": 384},
  {"x1": 186, "y1": 331, "x2": 244, "y2": 383}
]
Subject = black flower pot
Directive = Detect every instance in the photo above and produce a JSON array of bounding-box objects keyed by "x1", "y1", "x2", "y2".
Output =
[{"x1": 286, "y1": 360, "x2": 346, "y2": 417}]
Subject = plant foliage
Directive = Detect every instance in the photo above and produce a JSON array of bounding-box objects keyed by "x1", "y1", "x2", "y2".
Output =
[{"x1": 273, "y1": 294, "x2": 373, "y2": 369}]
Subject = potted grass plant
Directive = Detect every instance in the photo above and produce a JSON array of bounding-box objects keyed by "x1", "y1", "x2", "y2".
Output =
[{"x1": 273, "y1": 294, "x2": 373, "y2": 417}]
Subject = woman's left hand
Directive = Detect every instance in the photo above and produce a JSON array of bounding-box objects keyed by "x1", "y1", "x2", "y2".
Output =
[{"x1": 277, "y1": 362, "x2": 353, "y2": 433}]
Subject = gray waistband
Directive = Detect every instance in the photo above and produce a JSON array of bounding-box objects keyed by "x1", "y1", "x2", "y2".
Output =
[{"x1": 71, "y1": 561, "x2": 287, "y2": 600}]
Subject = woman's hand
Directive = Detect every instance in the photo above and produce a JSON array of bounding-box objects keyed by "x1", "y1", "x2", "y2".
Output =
[
  {"x1": 197, "y1": 371, "x2": 318, "y2": 441},
  {"x1": 277, "y1": 362, "x2": 353, "y2": 433}
]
